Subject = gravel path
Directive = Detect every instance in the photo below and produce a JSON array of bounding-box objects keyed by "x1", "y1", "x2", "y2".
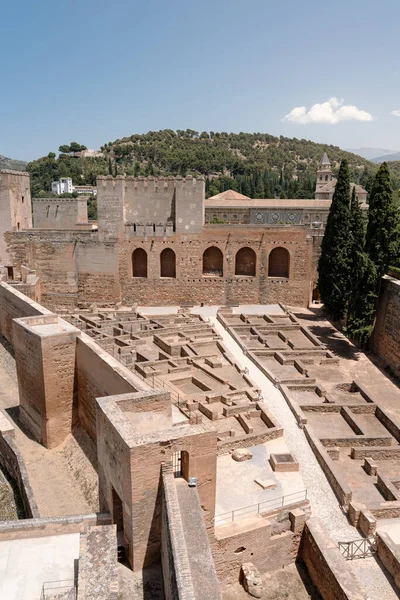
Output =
[{"x1": 192, "y1": 306, "x2": 398, "y2": 600}]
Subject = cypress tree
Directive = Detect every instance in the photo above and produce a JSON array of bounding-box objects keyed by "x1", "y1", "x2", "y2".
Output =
[
  {"x1": 346, "y1": 252, "x2": 378, "y2": 344},
  {"x1": 349, "y1": 186, "x2": 366, "y2": 271},
  {"x1": 366, "y1": 162, "x2": 400, "y2": 278},
  {"x1": 318, "y1": 159, "x2": 352, "y2": 320}
]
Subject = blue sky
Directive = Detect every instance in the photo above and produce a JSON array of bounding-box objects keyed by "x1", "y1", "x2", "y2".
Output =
[{"x1": 2, "y1": 0, "x2": 400, "y2": 161}]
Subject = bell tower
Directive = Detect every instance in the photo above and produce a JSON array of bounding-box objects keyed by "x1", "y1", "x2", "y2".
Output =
[{"x1": 315, "y1": 152, "x2": 333, "y2": 193}]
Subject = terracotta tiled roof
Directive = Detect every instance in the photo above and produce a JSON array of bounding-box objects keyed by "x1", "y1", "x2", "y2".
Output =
[
  {"x1": 207, "y1": 189, "x2": 251, "y2": 201},
  {"x1": 317, "y1": 180, "x2": 367, "y2": 194}
]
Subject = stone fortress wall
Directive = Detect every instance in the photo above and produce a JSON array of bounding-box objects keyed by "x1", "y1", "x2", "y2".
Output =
[
  {"x1": 0, "y1": 170, "x2": 32, "y2": 265},
  {"x1": 372, "y1": 275, "x2": 400, "y2": 378},
  {"x1": 32, "y1": 197, "x2": 88, "y2": 229},
  {"x1": 3, "y1": 171, "x2": 314, "y2": 311}
]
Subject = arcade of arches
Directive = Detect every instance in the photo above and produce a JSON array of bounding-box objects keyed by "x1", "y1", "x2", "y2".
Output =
[{"x1": 131, "y1": 245, "x2": 290, "y2": 280}]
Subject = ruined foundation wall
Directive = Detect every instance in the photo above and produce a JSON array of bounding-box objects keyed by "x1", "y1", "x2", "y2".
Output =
[
  {"x1": 372, "y1": 276, "x2": 400, "y2": 378},
  {"x1": 212, "y1": 501, "x2": 310, "y2": 584}
]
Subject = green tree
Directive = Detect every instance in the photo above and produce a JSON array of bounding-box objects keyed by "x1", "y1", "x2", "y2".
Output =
[
  {"x1": 318, "y1": 159, "x2": 352, "y2": 320},
  {"x1": 346, "y1": 253, "x2": 378, "y2": 343},
  {"x1": 366, "y1": 162, "x2": 400, "y2": 278},
  {"x1": 69, "y1": 142, "x2": 85, "y2": 156},
  {"x1": 58, "y1": 144, "x2": 70, "y2": 154},
  {"x1": 349, "y1": 186, "x2": 366, "y2": 271}
]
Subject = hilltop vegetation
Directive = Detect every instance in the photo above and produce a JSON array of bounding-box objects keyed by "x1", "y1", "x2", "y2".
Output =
[
  {"x1": 0, "y1": 154, "x2": 27, "y2": 172},
  {"x1": 26, "y1": 130, "x2": 400, "y2": 198}
]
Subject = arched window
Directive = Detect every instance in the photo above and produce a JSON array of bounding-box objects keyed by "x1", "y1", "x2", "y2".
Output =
[
  {"x1": 132, "y1": 248, "x2": 147, "y2": 278},
  {"x1": 160, "y1": 248, "x2": 176, "y2": 278},
  {"x1": 268, "y1": 247, "x2": 290, "y2": 278},
  {"x1": 203, "y1": 246, "x2": 223, "y2": 277},
  {"x1": 235, "y1": 247, "x2": 256, "y2": 276}
]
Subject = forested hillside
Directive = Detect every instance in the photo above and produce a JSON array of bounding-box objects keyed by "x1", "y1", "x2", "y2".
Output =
[
  {"x1": 0, "y1": 154, "x2": 27, "y2": 171},
  {"x1": 26, "y1": 129, "x2": 400, "y2": 199}
]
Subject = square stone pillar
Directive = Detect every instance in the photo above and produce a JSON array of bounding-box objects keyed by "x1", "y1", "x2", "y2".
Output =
[{"x1": 13, "y1": 315, "x2": 78, "y2": 448}]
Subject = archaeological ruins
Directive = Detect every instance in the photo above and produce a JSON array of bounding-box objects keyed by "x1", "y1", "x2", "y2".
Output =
[{"x1": 1, "y1": 157, "x2": 400, "y2": 600}]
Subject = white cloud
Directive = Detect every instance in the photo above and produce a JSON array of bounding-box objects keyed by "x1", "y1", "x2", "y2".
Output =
[
  {"x1": 282, "y1": 97, "x2": 373, "y2": 124},
  {"x1": 391, "y1": 109, "x2": 400, "y2": 117}
]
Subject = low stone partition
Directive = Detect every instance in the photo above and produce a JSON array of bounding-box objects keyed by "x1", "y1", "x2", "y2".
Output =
[
  {"x1": 368, "y1": 501, "x2": 400, "y2": 520},
  {"x1": 376, "y1": 531, "x2": 400, "y2": 590},
  {"x1": 0, "y1": 428, "x2": 39, "y2": 519},
  {"x1": 350, "y1": 446, "x2": 400, "y2": 460},
  {"x1": 301, "y1": 518, "x2": 368, "y2": 600},
  {"x1": 304, "y1": 426, "x2": 352, "y2": 507},
  {"x1": 161, "y1": 467, "x2": 197, "y2": 600},
  {"x1": 213, "y1": 500, "x2": 310, "y2": 583},
  {"x1": 0, "y1": 512, "x2": 111, "y2": 541}
]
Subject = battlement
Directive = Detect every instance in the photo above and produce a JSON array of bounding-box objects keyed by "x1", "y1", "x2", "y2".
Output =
[
  {"x1": 97, "y1": 174, "x2": 205, "y2": 189},
  {"x1": 32, "y1": 197, "x2": 82, "y2": 203},
  {"x1": 97, "y1": 174, "x2": 205, "y2": 236},
  {"x1": 0, "y1": 169, "x2": 30, "y2": 176}
]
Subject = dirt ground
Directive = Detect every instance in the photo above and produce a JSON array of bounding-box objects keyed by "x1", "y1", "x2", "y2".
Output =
[{"x1": 221, "y1": 562, "x2": 322, "y2": 600}]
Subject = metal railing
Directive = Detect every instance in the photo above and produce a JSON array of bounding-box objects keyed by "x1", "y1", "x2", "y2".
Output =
[
  {"x1": 41, "y1": 579, "x2": 77, "y2": 599},
  {"x1": 214, "y1": 489, "x2": 308, "y2": 525},
  {"x1": 338, "y1": 536, "x2": 376, "y2": 560}
]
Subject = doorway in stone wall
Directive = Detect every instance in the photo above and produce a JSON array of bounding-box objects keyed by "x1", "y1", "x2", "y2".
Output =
[
  {"x1": 172, "y1": 451, "x2": 182, "y2": 477},
  {"x1": 112, "y1": 487, "x2": 124, "y2": 532},
  {"x1": 112, "y1": 487, "x2": 126, "y2": 562}
]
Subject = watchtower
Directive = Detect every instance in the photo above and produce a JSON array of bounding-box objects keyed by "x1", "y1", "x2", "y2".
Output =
[{"x1": 0, "y1": 170, "x2": 32, "y2": 265}]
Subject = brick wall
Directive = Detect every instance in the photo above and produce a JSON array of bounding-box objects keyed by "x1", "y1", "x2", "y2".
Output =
[{"x1": 6, "y1": 224, "x2": 312, "y2": 311}]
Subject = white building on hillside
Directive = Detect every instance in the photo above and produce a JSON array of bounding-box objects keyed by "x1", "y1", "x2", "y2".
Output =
[{"x1": 51, "y1": 178, "x2": 73, "y2": 195}]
